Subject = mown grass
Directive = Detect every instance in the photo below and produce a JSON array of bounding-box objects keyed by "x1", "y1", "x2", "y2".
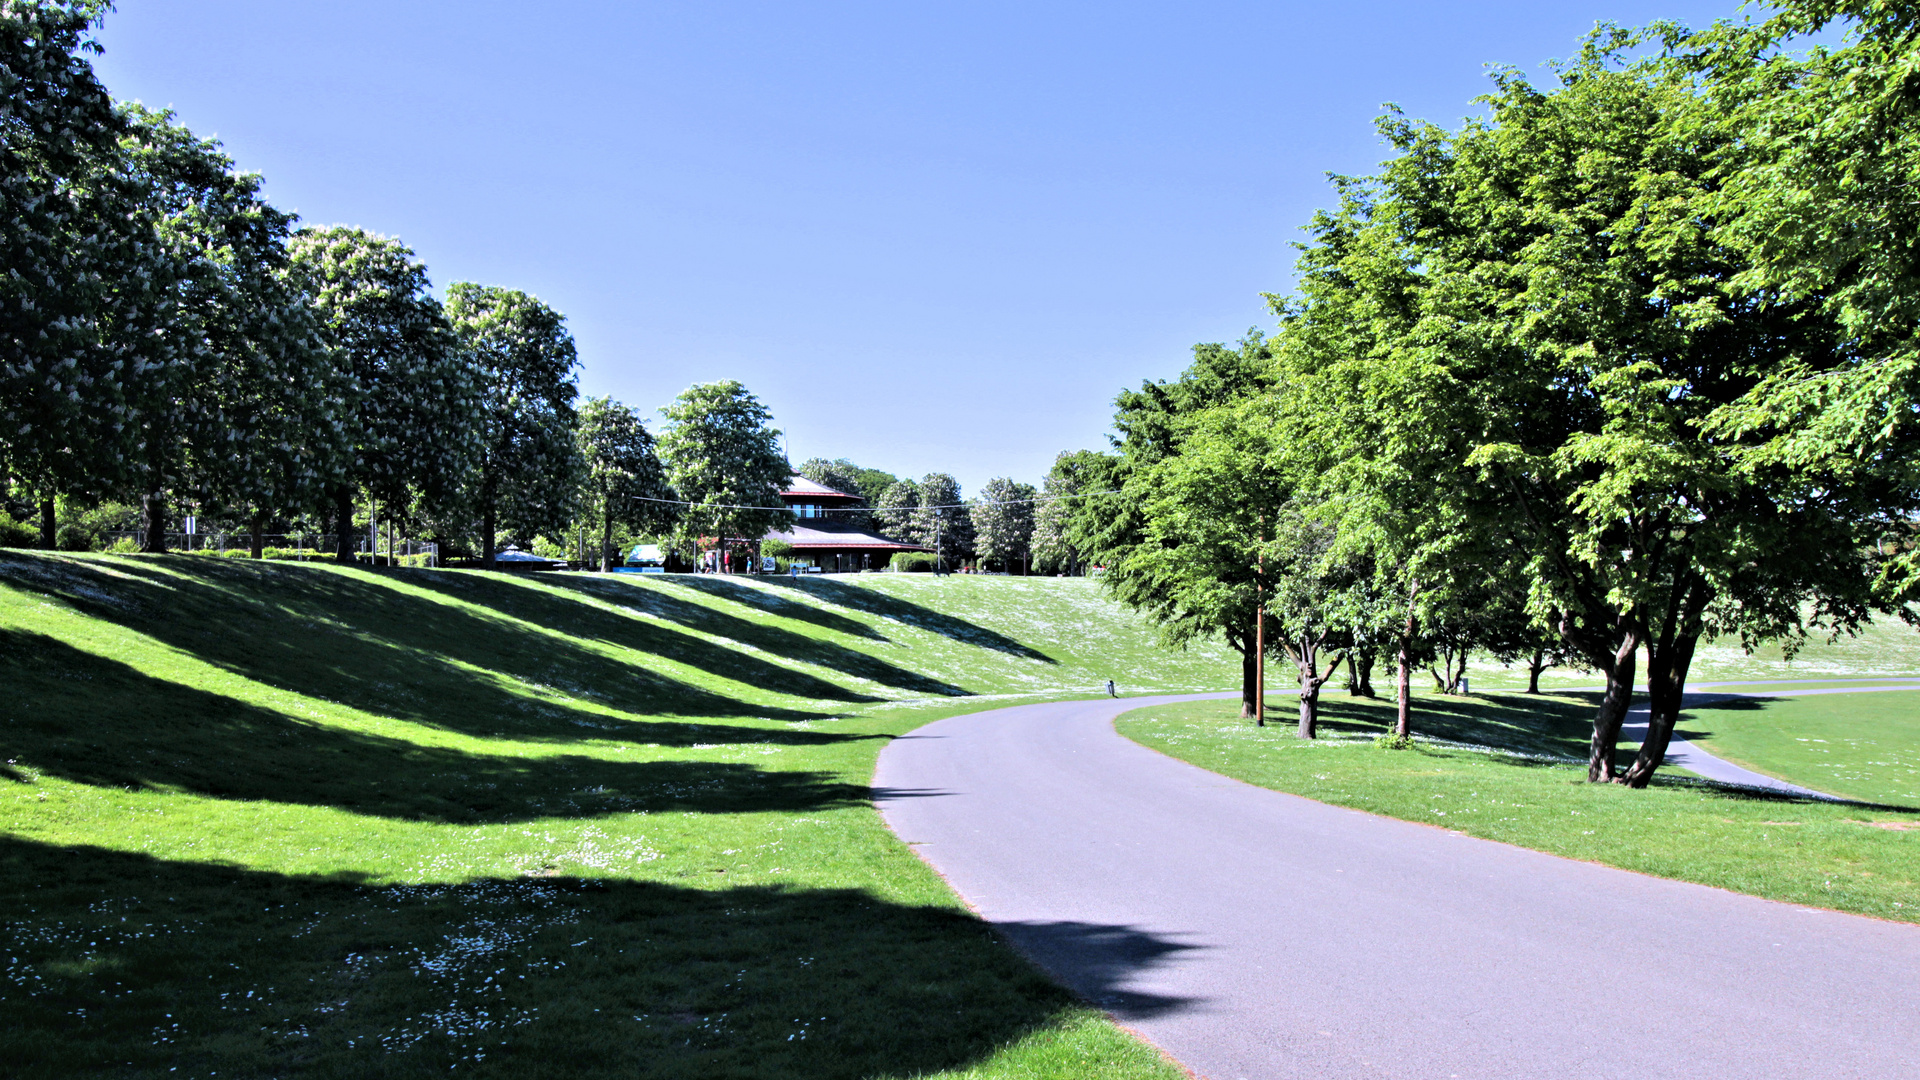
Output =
[
  {"x1": 1, "y1": 554, "x2": 1229, "y2": 1079},
  {"x1": 1681, "y1": 688, "x2": 1920, "y2": 805},
  {"x1": 1459, "y1": 616, "x2": 1920, "y2": 691},
  {"x1": 1116, "y1": 692, "x2": 1920, "y2": 924}
]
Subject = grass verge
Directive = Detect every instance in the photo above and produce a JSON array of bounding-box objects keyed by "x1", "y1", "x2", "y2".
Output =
[
  {"x1": 1115, "y1": 692, "x2": 1920, "y2": 924},
  {"x1": 1681, "y1": 689, "x2": 1920, "y2": 805},
  {"x1": 2, "y1": 553, "x2": 1223, "y2": 1079}
]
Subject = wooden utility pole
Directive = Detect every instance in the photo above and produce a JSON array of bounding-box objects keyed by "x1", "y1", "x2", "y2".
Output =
[{"x1": 1255, "y1": 516, "x2": 1265, "y2": 727}]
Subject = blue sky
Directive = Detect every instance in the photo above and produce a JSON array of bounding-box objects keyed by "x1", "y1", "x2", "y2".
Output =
[{"x1": 94, "y1": 0, "x2": 1750, "y2": 493}]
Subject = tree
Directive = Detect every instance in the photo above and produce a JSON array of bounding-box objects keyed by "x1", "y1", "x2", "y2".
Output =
[
  {"x1": 1074, "y1": 334, "x2": 1277, "y2": 716},
  {"x1": 1281, "y1": 31, "x2": 1895, "y2": 785},
  {"x1": 289, "y1": 227, "x2": 477, "y2": 565},
  {"x1": 657, "y1": 380, "x2": 792, "y2": 568},
  {"x1": 913, "y1": 473, "x2": 971, "y2": 570},
  {"x1": 576, "y1": 396, "x2": 677, "y2": 571},
  {"x1": 971, "y1": 477, "x2": 1036, "y2": 572},
  {"x1": 796, "y1": 456, "x2": 875, "y2": 530},
  {"x1": 874, "y1": 479, "x2": 921, "y2": 544},
  {"x1": 0, "y1": 2, "x2": 174, "y2": 545},
  {"x1": 445, "y1": 283, "x2": 583, "y2": 569},
  {"x1": 1032, "y1": 451, "x2": 1100, "y2": 575},
  {"x1": 112, "y1": 107, "x2": 343, "y2": 556}
]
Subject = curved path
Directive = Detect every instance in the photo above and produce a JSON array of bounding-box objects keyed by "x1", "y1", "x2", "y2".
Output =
[
  {"x1": 1637, "y1": 680, "x2": 1920, "y2": 797},
  {"x1": 875, "y1": 693, "x2": 1920, "y2": 1079}
]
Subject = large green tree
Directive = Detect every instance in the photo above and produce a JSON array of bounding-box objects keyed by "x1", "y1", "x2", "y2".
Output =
[
  {"x1": 874, "y1": 478, "x2": 920, "y2": 544},
  {"x1": 657, "y1": 380, "x2": 792, "y2": 568},
  {"x1": 576, "y1": 395, "x2": 677, "y2": 571},
  {"x1": 289, "y1": 227, "x2": 478, "y2": 564},
  {"x1": 912, "y1": 473, "x2": 971, "y2": 569},
  {"x1": 971, "y1": 477, "x2": 1036, "y2": 573},
  {"x1": 446, "y1": 283, "x2": 582, "y2": 568},
  {"x1": 1031, "y1": 450, "x2": 1101, "y2": 575},
  {"x1": 1284, "y1": 32, "x2": 1895, "y2": 785},
  {"x1": 117, "y1": 107, "x2": 342, "y2": 555},
  {"x1": 0, "y1": 2, "x2": 173, "y2": 544},
  {"x1": 1073, "y1": 335, "x2": 1277, "y2": 715}
]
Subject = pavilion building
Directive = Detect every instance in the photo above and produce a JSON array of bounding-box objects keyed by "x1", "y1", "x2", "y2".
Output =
[{"x1": 768, "y1": 475, "x2": 931, "y2": 573}]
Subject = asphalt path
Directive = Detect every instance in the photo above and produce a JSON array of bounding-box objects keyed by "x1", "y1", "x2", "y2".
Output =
[
  {"x1": 1629, "y1": 682, "x2": 1920, "y2": 798},
  {"x1": 874, "y1": 693, "x2": 1920, "y2": 1079}
]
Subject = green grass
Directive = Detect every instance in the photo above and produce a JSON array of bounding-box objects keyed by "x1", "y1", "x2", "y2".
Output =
[
  {"x1": 0, "y1": 553, "x2": 1229, "y2": 1079},
  {"x1": 1116, "y1": 692, "x2": 1920, "y2": 924},
  {"x1": 1457, "y1": 617, "x2": 1920, "y2": 692},
  {"x1": 1681, "y1": 689, "x2": 1920, "y2": 805}
]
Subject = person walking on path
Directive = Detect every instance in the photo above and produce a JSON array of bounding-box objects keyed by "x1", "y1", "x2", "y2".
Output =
[{"x1": 1105, "y1": 679, "x2": 1116, "y2": 697}]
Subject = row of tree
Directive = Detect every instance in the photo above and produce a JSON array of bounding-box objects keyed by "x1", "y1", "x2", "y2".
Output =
[
  {"x1": 0, "y1": 3, "x2": 621, "y2": 564},
  {"x1": 0, "y1": 4, "x2": 825, "y2": 571},
  {"x1": 1050, "y1": 2, "x2": 1920, "y2": 788}
]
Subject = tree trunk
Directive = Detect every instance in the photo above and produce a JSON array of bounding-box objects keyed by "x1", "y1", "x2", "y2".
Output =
[
  {"x1": 1347, "y1": 654, "x2": 1363, "y2": 696},
  {"x1": 600, "y1": 510, "x2": 614, "y2": 573},
  {"x1": 1395, "y1": 635, "x2": 1412, "y2": 739},
  {"x1": 482, "y1": 501, "x2": 497, "y2": 570},
  {"x1": 1622, "y1": 581, "x2": 1711, "y2": 788},
  {"x1": 141, "y1": 490, "x2": 168, "y2": 554},
  {"x1": 250, "y1": 510, "x2": 266, "y2": 559},
  {"x1": 1236, "y1": 632, "x2": 1258, "y2": 719},
  {"x1": 333, "y1": 486, "x2": 355, "y2": 564},
  {"x1": 1586, "y1": 624, "x2": 1640, "y2": 783},
  {"x1": 38, "y1": 497, "x2": 55, "y2": 549},
  {"x1": 1254, "y1": 600, "x2": 1265, "y2": 728},
  {"x1": 1527, "y1": 650, "x2": 1545, "y2": 694},
  {"x1": 1357, "y1": 652, "x2": 1374, "y2": 697},
  {"x1": 1295, "y1": 638, "x2": 1341, "y2": 740}
]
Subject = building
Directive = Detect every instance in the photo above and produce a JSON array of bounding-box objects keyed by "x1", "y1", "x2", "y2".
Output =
[{"x1": 767, "y1": 475, "x2": 931, "y2": 573}]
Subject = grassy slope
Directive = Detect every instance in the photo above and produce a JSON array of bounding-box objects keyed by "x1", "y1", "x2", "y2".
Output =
[
  {"x1": 1460, "y1": 617, "x2": 1920, "y2": 691},
  {"x1": 1118, "y1": 692, "x2": 1920, "y2": 926},
  {"x1": 1681, "y1": 689, "x2": 1920, "y2": 805},
  {"x1": 0, "y1": 554, "x2": 1234, "y2": 1080}
]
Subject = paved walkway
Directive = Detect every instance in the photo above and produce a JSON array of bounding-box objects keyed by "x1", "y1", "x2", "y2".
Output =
[
  {"x1": 1630, "y1": 681, "x2": 1920, "y2": 797},
  {"x1": 875, "y1": 693, "x2": 1920, "y2": 1079}
]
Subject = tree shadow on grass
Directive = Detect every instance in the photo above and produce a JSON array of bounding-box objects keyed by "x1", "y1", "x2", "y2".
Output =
[
  {"x1": 0, "y1": 628, "x2": 867, "y2": 823},
  {"x1": 1307, "y1": 691, "x2": 1600, "y2": 761},
  {"x1": 747, "y1": 576, "x2": 1058, "y2": 665},
  {"x1": 508, "y1": 574, "x2": 972, "y2": 698},
  {"x1": 0, "y1": 553, "x2": 883, "y2": 743},
  {"x1": 0, "y1": 836, "x2": 1198, "y2": 1079},
  {"x1": 602, "y1": 574, "x2": 888, "y2": 642}
]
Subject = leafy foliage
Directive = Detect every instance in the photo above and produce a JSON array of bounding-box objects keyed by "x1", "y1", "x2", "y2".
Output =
[
  {"x1": 446, "y1": 283, "x2": 583, "y2": 565},
  {"x1": 970, "y1": 477, "x2": 1036, "y2": 571},
  {"x1": 658, "y1": 380, "x2": 793, "y2": 557},
  {"x1": 577, "y1": 396, "x2": 676, "y2": 571}
]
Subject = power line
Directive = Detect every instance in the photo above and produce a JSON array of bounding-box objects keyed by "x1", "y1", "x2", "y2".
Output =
[{"x1": 624, "y1": 489, "x2": 1121, "y2": 512}]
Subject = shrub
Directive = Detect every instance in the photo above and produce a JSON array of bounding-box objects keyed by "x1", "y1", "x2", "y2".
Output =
[
  {"x1": 890, "y1": 552, "x2": 939, "y2": 573},
  {"x1": 0, "y1": 512, "x2": 35, "y2": 548}
]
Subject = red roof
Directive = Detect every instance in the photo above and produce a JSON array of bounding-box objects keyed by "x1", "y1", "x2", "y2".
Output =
[
  {"x1": 767, "y1": 525, "x2": 931, "y2": 552},
  {"x1": 781, "y1": 474, "x2": 864, "y2": 501}
]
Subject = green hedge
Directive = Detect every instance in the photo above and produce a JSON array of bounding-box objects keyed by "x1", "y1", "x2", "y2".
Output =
[{"x1": 889, "y1": 552, "x2": 939, "y2": 573}]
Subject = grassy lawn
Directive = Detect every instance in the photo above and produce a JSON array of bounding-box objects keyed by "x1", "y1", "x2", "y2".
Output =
[
  {"x1": 1457, "y1": 617, "x2": 1920, "y2": 692},
  {"x1": 1682, "y1": 689, "x2": 1920, "y2": 805},
  {"x1": 0, "y1": 554, "x2": 1229, "y2": 1079},
  {"x1": 1116, "y1": 692, "x2": 1920, "y2": 925}
]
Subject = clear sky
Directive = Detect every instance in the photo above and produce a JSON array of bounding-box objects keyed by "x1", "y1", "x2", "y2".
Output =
[{"x1": 92, "y1": 0, "x2": 1750, "y2": 494}]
